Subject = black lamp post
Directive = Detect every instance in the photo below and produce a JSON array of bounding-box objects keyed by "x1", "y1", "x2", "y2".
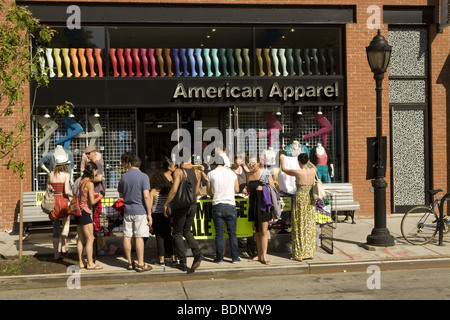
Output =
[{"x1": 365, "y1": 30, "x2": 395, "y2": 247}]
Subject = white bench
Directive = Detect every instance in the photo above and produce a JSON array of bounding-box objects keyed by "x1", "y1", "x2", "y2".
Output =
[{"x1": 323, "y1": 183, "x2": 360, "y2": 225}]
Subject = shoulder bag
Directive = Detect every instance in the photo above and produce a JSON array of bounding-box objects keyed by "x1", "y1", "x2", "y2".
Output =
[
  {"x1": 312, "y1": 171, "x2": 327, "y2": 201},
  {"x1": 41, "y1": 178, "x2": 55, "y2": 214},
  {"x1": 171, "y1": 169, "x2": 196, "y2": 210},
  {"x1": 69, "y1": 179, "x2": 88, "y2": 217}
]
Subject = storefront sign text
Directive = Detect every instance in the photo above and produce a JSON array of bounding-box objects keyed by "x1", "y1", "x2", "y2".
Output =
[
  {"x1": 193, "y1": 198, "x2": 253, "y2": 240},
  {"x1": 173, "y1": 81, "x2": 339, "y2": 103}
]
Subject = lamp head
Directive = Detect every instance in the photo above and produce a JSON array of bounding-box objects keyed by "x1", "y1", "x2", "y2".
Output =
[{"x1": 366, "y1": 29, "x2": 392, "y2": 76}]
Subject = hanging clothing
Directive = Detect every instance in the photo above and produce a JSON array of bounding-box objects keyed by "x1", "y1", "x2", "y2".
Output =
[
  {"x1": 248, "y1": 180, "x2": 272, "y2": 233},
  {"x1": 267, "y1": 185, "x2": 281, "y2": 220},
  {"x1": 278, "y1": 155, "x2": 300, "y2": 195}
]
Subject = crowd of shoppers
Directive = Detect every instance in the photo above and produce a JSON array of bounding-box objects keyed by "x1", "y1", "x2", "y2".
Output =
[{"x1": 44, "y1": 145, "x2": 320, "y2": 272}]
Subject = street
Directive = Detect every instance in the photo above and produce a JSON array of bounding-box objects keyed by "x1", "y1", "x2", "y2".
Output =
[{"x1": 0, "y1": 267, "x2": 449, "y2": 301}]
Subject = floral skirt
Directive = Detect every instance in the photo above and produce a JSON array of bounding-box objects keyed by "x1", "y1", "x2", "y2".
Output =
[{"x1": 291, "y1": 185, "x2": 316, "y2": 260}]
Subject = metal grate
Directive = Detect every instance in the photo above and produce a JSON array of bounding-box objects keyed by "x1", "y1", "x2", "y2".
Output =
[
  {"x1": 33, "y1": 108, "x2": 137, "y2": 191},
  {"x1": 236, "y1": 105, "x2": 341, "y2": 181}
]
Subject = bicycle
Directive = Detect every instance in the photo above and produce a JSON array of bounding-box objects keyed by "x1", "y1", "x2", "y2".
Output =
[{"x1": 401, "y1": 189, "x2": 450, "y2": 245}]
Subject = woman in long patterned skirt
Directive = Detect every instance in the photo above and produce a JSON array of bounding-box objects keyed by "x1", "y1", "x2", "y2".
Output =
[{"x1": 280, "y1": 153, "x2": 317, "y2": 261}]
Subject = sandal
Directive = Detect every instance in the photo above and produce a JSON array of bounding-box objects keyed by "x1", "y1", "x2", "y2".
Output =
[
  {"x1": 135, "y1": 263, "x2": 152, "y2": 273},
  {"x1": 127, "y1": 261, "x2": 136, "y2": 270},
  {"x1": 86, "y1": 264, "x2": 103, "y2": 270}
]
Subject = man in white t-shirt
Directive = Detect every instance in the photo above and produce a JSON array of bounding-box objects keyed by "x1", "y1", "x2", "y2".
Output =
[{"x1": 206, "y1": 156, "x2": 240, "y2": 263}]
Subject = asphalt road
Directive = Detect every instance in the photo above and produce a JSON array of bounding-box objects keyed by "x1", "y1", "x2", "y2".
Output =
[{"x1": 0, "y1": 267, "x2": 449, "y2": 302}]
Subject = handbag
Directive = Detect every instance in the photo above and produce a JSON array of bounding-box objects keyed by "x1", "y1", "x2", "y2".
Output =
[
  {"x1": 41, "y1": 180, "x2": 55, "y2": 214},
  {"x1": 69, "y1": 179, "x2": 87, "y2": 217},
  {"x1": 312, "y1": 172, "x2": 327, "y2": 200},
  {"x1": 171, "y1": 169, "x2": 195, "y2": 210},
  {"x1": 112, "y1": 198, "x2": 124, "y2": 213}
]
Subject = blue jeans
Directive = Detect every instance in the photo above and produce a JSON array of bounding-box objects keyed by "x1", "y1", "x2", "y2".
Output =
[{"x1": 212, "y1": 203, "x2": 239, "y2": 261}]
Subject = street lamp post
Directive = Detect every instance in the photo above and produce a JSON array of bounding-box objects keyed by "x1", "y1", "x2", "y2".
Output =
[{"x1": 366, "y1": 30, "x2": 395, "y2": 247}]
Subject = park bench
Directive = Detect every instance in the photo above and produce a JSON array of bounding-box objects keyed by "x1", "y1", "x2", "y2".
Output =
[{"x1": 323, "y1": 183, "x2": 360, "y2": 226}]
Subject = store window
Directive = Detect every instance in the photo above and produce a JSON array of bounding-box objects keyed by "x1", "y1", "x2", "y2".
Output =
[
  {"x1": 236, "y1": 105, "x2": 343, "y2": 183},
  {"x1": 33, "y1": 108, "x2": 136, "y2": 191},
  {"x1": 42, "y1": 25, "x2": 342, "y2": 79}
]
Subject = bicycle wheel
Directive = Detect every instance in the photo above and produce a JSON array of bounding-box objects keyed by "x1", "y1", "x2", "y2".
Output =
[{"x1": 401, "y1": 206, "x2": 438, "y2": 245}]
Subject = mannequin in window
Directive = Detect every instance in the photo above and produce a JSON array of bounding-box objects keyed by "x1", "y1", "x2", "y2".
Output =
[
  {"x1": 125, "y1": 48, "x2": 134, "y2": 77},
  {"x1": 311, "y1": 142, "x2": 333, "y2": 183},
  {"x1": 39, "y1": 145, "x2": 74, "y2": 182},
  {"x1": 263, "y1": 48, "x2": 273, "y2": 76},
  {"x1": 62, "y1": 48, "x2": 72, "y2": 77},
  {"x1": 132, "y1": 48, "x2": 142, "y2": 77},
  {"x1": 45, "y1": 48, "x2": 56, "y2": 78},
  {"x1": 172, "y1": 48, "x2": 181, "y2": 77},
  {"x1": 109, "y1": 48, "x2": 119, "y2": 77},
  {"x1": 117, "y1": 48, "x2": 126, "y2": 77},
  {"x1": 78, "y1": 115, "x2": 103, "y2": 147},
  {"x1": 235, "y1": 48, "x2": 244, "y2": 76},
  {"x1": 148, "y1": 48, "x2": 157, "y2": 77},
  {"x1": 278, "y1": 48, "x2": 288, "y2": 76},
  {"x1": 303, "y1": 48, "x2": 311, "y2": 76},
  {"x1": 227, "y1": 48, "x2": 236, "y2": 77},
  {"x1": 242, "y1": 48, "x2": 251, "y2": 76},
  {"x1": 94, "y1": 48, "x2": 104, "y2": 77},
  {"x1": 179, "y1": 48, "x2": 189, "y2": 77},
  {"x1": 140, "y1": 48, "x2": 150, "y2": 77},
  {"x1": 86, "y1": 48, "x2": 96, "y2": 77},
  {"x1": 78, "y1": 48, "x2": 88, "y2": 77},
  {"x1": 294, "y1": 48, "x2": 303, "y2": 76},
  {"x1": 70, "y1": 48, "x2": 81, "y2": 77},
  {"x1": 187, "y1": 48, "x2": 197, "y2": 77},
  {"x1": 53, "y1": 48, "x2": 64, "y2": 77},
  {"x1": 54, "y1": 115, "x2": 84, "y2": 150},
  {"x1": 165, "y1": 48, "x2": 174, "y2": 77},
  {"x1": 256, "y1": 48, "x2": 264, "y2": 76},
  {"x1": 284, "y1": 140, "x2": 309, "y2": 158},
  {"x1": 36, "y1": 115, "x2": 58, "y2": 156},
  {"x1": 271, "y1": 48, "x2": 280, "y2": 77},
  {"x1": 203, "y1": 48, "x2": 213, "y2": 77},
  {"x1": 281, "y1": 111, "x2": 307, "y2": 140},
  {"x1": 302, "y1": 111, "x2": 333, "y2": 147},
  {"x1": 256, "y1": 112, "x2": 282, "y2": 149},
  {"x1": 156, "y1": 48, "x2": 165, "y2": 77},
  {"x1": 211, "y1": 48, "x2": 220, "y2": 77}
]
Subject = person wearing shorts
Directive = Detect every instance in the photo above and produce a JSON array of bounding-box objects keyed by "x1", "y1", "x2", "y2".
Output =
[{"x1": 118, "y1": 154, "x2": 153, "y2": 272}]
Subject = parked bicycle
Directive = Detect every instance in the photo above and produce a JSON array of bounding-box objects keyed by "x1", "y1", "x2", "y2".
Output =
[{"x1": 401, "y1": 189, "x2": 450, "y2": 245}]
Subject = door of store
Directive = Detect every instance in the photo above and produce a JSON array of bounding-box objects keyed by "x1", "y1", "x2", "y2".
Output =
[{"x1": 139, "y1": 107, "x2": 232, "y2": 176}]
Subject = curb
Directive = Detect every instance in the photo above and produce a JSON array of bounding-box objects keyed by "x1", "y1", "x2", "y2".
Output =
[{"x1": 1, "y1": 256, "x2": 450, "y2": 291}]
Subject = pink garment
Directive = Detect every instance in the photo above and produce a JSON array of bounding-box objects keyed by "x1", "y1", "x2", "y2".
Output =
[
  {"x1": 256, "y1": 112, "x2": 282, "y2": 148},
  {"x1": 316, "y1": 151, "x2": 328, "y2": 166},
  {"x1": 303, "y1": 114, "x2": 332, "y2": 147}
]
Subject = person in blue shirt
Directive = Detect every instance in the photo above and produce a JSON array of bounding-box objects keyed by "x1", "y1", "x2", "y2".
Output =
[{"x1": 118, "y1": 154, "x2": 153, "y2": 272}]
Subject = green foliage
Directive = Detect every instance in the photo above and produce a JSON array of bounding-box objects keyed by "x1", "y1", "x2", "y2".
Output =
[
  {"x1": 0, "y1": 0, "x2": 54, "y2": 177},
  {"x1": 55, "y1": 101, "x2": 75, "y2": 117}
]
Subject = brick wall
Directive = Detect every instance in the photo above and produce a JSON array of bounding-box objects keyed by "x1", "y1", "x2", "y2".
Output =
[
  {"x1": 0, "y1": 0, "x2": 33, "y2": 231},
  {"x1": 1, "y1": 0, "x2": 448, "y2": 230}
]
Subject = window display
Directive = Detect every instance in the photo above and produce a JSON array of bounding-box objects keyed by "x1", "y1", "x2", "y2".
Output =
[{"x1": 40, "y1": 26, "x2": 342, "y2": 79}]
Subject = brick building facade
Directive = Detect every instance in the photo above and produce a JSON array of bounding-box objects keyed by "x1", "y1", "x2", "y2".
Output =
[{"x1": 0, "y1": 0, "x2": 448, "y2": 231}]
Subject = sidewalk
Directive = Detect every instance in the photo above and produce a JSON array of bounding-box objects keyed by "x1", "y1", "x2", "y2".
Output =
[{"x1": 1, "y1": 215, "x2": 450, "y2": 288}]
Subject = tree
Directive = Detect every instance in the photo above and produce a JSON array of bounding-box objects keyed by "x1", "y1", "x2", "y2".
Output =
[{"x1": 0, "y1": 0, "x2": 54, "y2": 178}]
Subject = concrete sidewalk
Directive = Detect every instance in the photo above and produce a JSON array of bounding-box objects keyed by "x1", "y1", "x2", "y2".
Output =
[{"x1": 1, "y1": 215, "x2": 450, "y2": 288}]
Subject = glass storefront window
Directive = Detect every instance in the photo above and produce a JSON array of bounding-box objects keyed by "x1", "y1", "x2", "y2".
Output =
[
  {"x1": 254, "y1": 27, "x2": 342, "y2": 75},
  {"x1": 33, "y1": 108, "x2": 136, "y2": 191},
  {"x1": 42, "y1": 25, "x2": 342, "y2": 79}
]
